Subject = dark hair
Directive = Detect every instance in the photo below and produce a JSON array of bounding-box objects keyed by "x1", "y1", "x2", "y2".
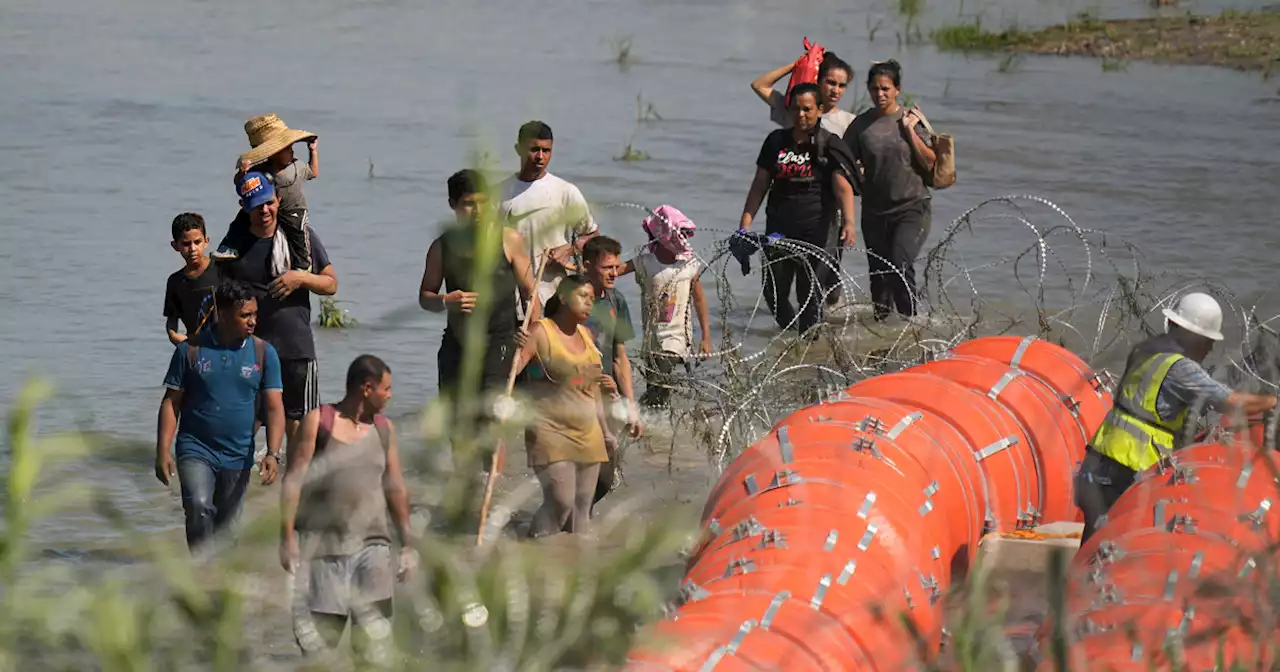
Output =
[
  {"x1": 346, "y1": 354, "x2": 391, "y2": 392},
  {"x1": 517, "y1": 120, "x2": 554, "y2": 145},
  {"x1": 818, "y1": 52, "x2": 852, "y2": 82},
  {"x1": 867, "y1": 59, "x2": 902, "y2": 88},
  {"x1": 543, "y1": 275, "x2": 590, "y2": 319},
  {"x1": 447, "y1": 169, "x2": 487, "y2": 204},
  {"x1": 171, "y1": 212, "x2": 206, "y2": 241},
  {"x1": 214, "y1": 280, "x2": 256, "y2": 313},
  {"x1": 787, "y1": 83, "x2": 822, "y2": 109},
  {"x1": 582, "y1": 235, "x2": 623, "y2": 264}
]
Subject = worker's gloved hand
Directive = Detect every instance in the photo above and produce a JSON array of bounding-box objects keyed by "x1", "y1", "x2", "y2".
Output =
[{"x1": 728, "y1": 231, "x2": 784, "y2": 276}]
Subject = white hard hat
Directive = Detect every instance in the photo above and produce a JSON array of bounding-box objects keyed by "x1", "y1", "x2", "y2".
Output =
[{"x1": 1162, "y1": 292, "x2": 1224, "y2": 341}]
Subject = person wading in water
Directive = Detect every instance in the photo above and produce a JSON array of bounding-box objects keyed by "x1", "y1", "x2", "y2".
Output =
[
  {"x1": 280, "y1": 355, "x2": 415, "y2": 666},
  {"x1": 510, "y1": 275, "x2": 616, "y2": 536},
  {"x1": 155, "y1": 280, "x2": 284, "y2": 553},
  {"x1": 419, "y1": 169, "x2": 541, "y2": 472}
]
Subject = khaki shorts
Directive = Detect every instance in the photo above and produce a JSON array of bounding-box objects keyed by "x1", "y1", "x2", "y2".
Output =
[{"x1": 294, "y1": 543, "x2": 394, "y2": 617}]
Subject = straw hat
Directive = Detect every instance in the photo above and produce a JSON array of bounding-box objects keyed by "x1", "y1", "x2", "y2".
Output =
[{"x1": 238, "y1": 114, "x2": 316, "y2": 167}]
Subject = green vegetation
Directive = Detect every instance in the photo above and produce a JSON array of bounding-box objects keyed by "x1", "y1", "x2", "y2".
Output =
[
  {"x1": 318, "y1": 296, "x2": 357, "y2": 328},
  {"x1": 614, "y1": 138, "x2": 651, "y2": 162},
  {"x1": 606, "y1": 35, "x2": 635, "y2": 69},
  {"x1": 930, "y1": 9, "x2": 1280, "y2": 71}
]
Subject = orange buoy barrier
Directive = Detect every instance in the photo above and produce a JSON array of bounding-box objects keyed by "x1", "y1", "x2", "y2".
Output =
[
  {"x1": 625, "y1": 336, "x2": 1112, "y2": 670},
  {"x1": 1036, "y1": 441, "x2": 1280, "y2": 671}
]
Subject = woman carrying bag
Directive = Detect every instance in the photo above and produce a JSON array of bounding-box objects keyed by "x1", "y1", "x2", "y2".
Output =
[{"x1": 845, "y1": 60, "x2": 944, "y2": 323}]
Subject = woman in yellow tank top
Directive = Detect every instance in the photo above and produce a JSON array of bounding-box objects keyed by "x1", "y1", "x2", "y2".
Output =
[{"x1": 512, "y1": 275, "x2": 616, "y2": 536}]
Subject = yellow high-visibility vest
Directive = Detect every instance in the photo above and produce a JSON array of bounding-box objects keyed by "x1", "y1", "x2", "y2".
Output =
[{"x1": 1089, "y1": 352, "x2": 1188, "y2": 471}]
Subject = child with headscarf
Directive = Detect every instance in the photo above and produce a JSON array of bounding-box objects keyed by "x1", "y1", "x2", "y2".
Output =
[{"x1": 630, "y1": 206, "x2": 712, "y2": 408}]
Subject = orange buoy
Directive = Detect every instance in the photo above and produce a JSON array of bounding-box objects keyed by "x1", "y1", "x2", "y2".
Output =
[
  {"x1": 846, "y1": 372, "x2": 1040, "y2": 530},
  {"x1": 630, "y1": 336, "x2": 1112, "y2": 670},
  {"x1": 914, "y1": 355, "x2": 1084, "y2": 523}
]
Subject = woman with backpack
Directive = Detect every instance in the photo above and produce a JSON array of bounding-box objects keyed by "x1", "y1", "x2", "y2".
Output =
[
  {"x1": 738, "y1": 82, "x2": 858, "y2": 337},
  {"x1": 844, "y1": 60, "x2": 937, "y2": 322}
]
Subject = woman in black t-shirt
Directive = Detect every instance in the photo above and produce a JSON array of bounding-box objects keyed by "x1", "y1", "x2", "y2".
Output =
[{"x1": 738, "y1": 83, "x2": 857, "y2": 336}]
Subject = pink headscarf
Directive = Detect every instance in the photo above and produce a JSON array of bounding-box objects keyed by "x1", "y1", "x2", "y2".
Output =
[{"x1": 642, "y1": 205, "x2": 696, "y2": 261}]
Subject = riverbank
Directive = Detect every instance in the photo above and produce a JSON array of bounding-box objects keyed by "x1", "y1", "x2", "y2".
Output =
[{"x1": 932, "y1": 9, "x2": 1280, "y2": 72}]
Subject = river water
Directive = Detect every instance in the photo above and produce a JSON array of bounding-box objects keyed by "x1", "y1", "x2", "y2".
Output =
[{"x1": 2, "y1": 0, "x2": 1278, "y2": 650}]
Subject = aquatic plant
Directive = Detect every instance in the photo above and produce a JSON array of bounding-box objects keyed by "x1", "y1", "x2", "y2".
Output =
[
  {"x1": 634, "y1": 93, "x2": 662, "y2": 124},
  {"x1": 318, "y1": 296, "x2": 358, "y2": 328},
  {"x1": 605, "y1": 35, "x2": 635, "y2": 70}
]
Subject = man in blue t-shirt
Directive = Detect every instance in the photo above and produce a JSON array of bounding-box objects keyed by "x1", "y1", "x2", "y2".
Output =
[{"x1": 156, "y1": 280, "x2": 285, "y2": 552}]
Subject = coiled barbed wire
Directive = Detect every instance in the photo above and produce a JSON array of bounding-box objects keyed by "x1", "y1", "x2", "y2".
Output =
[{"x1": 598, "y1": 195, "x2": 1280, "y2": 472}]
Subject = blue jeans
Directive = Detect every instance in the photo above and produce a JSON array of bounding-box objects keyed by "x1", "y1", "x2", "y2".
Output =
[{"x1": 177, "y1": 458, "x2": 251, "y2": 552}]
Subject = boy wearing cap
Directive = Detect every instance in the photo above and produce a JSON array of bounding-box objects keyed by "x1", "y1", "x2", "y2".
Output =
[
  {"x1": 219, "y1": 172, "x2": 338, "y2": 444},
  {"x1": 214, "y1": 114, "x2": 320, "y2": 274}
]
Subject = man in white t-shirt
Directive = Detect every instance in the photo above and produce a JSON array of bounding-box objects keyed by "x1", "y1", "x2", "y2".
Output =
[{"x1": 498, "y1": 121, "x2": 599, "y2": 305}]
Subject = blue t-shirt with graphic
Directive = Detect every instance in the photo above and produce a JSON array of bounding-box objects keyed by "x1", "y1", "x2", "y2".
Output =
[{"x1": 163, "y1": 331, "x2": 283, "y2": 470}]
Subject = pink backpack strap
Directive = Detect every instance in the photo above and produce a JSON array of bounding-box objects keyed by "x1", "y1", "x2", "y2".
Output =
[{"x1": 315, "y1": 404, "x2": 337, "y2": 454}]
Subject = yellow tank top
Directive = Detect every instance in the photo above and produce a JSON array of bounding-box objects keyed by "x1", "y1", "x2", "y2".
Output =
[{"x1": 524, "y1": 318, "x2": 608, "y2": 466}]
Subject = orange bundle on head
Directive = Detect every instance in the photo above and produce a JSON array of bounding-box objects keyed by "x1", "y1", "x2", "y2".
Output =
[{"x1": 785, "y1": 37, "x2": 825, "y2": 106}]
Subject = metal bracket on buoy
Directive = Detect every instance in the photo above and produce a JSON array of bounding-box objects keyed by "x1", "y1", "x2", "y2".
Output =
[
  {"x1": 1095, "y1": 540, "x2": 1122, "y2": 565},
  {"x1": 987, "y1": 370, "x2": 1021, "y2": 400},
  {"x1": 857, "y1": 524, "x2": 879, "y2": 551},
  {"x1": 1168, "y1": 466, "x2": 1198, "y2": 485},
  {"x1": 1162, "y1": 570, "x2": 1180, "y2": 600},
  {"x1": 1238, "y1": 557, "x2": 1257, "y2": 579},
  {"x1": 728, "y1": 516, "x2": 765, "y2": 542},
  {"x1": 758, "y1": 529, "x2": 787, "y2": 549},
  {"x1": 919, "y1": 573, "x2": 942, "y2": 604},
  {"x1": 760, "y1": 591, "x2": 789, "y2": 630},
  {"x1": 698, "y1": 620, "x2": 758, "y2": 671},
  {"x1": 976, "y1": 436, "x2": 1017, "y2": 462},
  {"x1": 677, "y1": 581, "x2": 711, "y2": 604},
  {"x1": 1060, "y1": 393, "x2": 1082, "y2": 418},
  {"x1": 724, "y1": 556, "x2": 757, "y2": 578},
  {"x1": 851, "y1": 436, "x2": 882, "y2": 458},
  {"x1": 836, "y1": 560, "x2": 856, "y2": 585},
  {"x1": 886, "y1": 411, "x2": 922, "y2": 440},
  {"x1": 1010, "y1": 335, "x2": 1035, "y2": 369},
  {"x1": 1094, "y1": 584, "x2": 1122, "y2": 608},
  {"x1": 1241, "y1": 498, "x2": 1272, "y2": 528},
  {"x1": 810, "y1": 575, "x2": 832, "y2": 610},
  {"x1": 1236, "y1": 461, "x2": 1254, "y2": 489},
  {"x1": 983, "y1": 511, "x2": 997, "y2": 534},
  {"x1": 1188, "y1": 551, "x2": 1204, "y2": 580},
  {"x1": 769, "y1": 469, "x2": 802, "y2": 489},
  {"x1": 823, "y1": 529, "x2": 839, "y2": 551},
  {"x1": 744, "y1": 474, "x2": 759, "y2": 495},
  {"x1": 858, "y1": 415, "x2": 887, "y2": 436},
  {"x1": 777, "y1": 425, "x2": 794, "y2": 464},
  {"x1": 1167, "y1": 514, "x2": 1197, "y2": 534},
  {"x1": 857, "y1": 492, "x2": 877, "y2": 520}
]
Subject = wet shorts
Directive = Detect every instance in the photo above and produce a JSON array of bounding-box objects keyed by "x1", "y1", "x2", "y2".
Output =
[
  {"x1": 280, "y1": 358, "x2": 320, "y2": 420},
  {"x1": 293, "y1": 543, "x2": 394, "y2": 618}
]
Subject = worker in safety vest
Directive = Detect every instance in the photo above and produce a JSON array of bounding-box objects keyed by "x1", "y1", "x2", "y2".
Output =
[{"x1": 1075, "y1": 292, "x2": 1277, "y2": 544}]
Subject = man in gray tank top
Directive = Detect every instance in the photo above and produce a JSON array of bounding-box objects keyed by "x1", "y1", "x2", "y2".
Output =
[{"x1": 279, "y1": 355, "x2": 415, "y2": 665}]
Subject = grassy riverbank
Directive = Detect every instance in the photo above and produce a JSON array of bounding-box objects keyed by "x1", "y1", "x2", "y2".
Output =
[{"x1": 932, "y1": 9, "x2": 1280, "y2": 72}]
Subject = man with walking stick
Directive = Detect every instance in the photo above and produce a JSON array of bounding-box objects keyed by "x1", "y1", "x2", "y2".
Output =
[{"x1": 419, "y1": 169, "x2": 541, "y2": 474}]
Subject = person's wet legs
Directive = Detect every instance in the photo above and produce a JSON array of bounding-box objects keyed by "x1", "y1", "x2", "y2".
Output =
[
  {"x1": 177, "y1": 459, "x2": 218, "y2": 551},
  {"x1": 886, "y1": 201, "x2": 931, "y2": 318}
]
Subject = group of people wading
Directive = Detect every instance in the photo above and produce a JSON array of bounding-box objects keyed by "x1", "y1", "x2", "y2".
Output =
[{"x1": 153, "y1": 46, "x2": 949, "y2": 663}]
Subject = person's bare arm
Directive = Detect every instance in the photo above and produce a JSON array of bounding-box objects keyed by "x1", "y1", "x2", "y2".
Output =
[
  {"x1": 262, "y1": 389, "x2": 284, "y2": 465},
  {"x1": 833, "y1": 172, "x2": 857, "y2": 246},
  {"x1": 692, "y1": 276, "x2": 712, "y2": 355},
  {"x1": 506, "y1": 229, "x2": 543, "y2": 322},
  {"x1": 902, "y1": 111, "x2": 937, "y2": 173},
  {"x1": 1225, "y1": 392, "x2": 1279, "y2": 416},
  {"x1": 512, "y1": 322, "x2": 546, "y2": 377},
  {"x1": 381, "y1": 420, "x2": 412, "y2": 545},
  {"x1": 279, "y1": 409, "x2": 320, "y2": 572},
  {"x1": 155, "y1": 388, "x2": 183, "y2": 485},
  {"x1": 546, "y1": 231, "x2": 600, "y2": 272},
  {"x1": 751, "y1": 62, "x2": 796, "y2": 104},
  {"x1": 166, "y1": 317, "x2": 186, "y2": 345},
  {"x1": 739, "y1": 168, "x2": 773, "y2": 230},
  {"x1": 614, "y1": 342, "x2": 642, "y2": 436},
  {"x1": 306, "y1": 138, "x2": 319, "y2": 179},
  {"x1": 269, "y1": 264, "x2": 338, "y2": 299}
]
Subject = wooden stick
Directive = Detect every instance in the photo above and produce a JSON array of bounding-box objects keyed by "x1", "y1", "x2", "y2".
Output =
[{"x1": 476, "y1": 253, "x2": 550, "y2": 547}]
